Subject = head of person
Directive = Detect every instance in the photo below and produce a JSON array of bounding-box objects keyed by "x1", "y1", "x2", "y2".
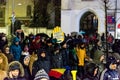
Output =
[
  {"x1": 9, "y1": 63, "x2": 20, "y2": 78},
  {"x1": 78, "y1": 42, "x2": 85, "y2": 49},
  {"x1": 20, "y1": 55, "x2": 30, "y2": 66},
  {"x1": 23, "y1": 45, "x2": 29, "y2": 52},
  {"x1": 13, "y1": 37, "x2": 20, "y2": 45},
  {"x1": 34, "y1": 69, "x2": 49, "y2": 80},
  {"x1": 3, "y1": 45, "x2": 10, "y2": 54},
  {"x1": 8, "y1": 61, "x2": 24, "y2": 78},
  {"x1": 106, "y1": 56, "x2": 117, "y2": 70}
]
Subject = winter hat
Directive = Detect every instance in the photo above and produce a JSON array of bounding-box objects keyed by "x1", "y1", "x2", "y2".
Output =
[
  {"x1": 9, "y1": 62, "x2": 20, "y2": 71},
  {"x1": 34, "y1": 69, "x2": 49, "y2": 80},
  {"x1": 106, "y1": 56, "x2": 117, "y2": 69}
]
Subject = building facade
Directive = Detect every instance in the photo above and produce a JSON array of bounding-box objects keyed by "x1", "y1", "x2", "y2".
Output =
[
  {"x1": 0, "y1": 0, "x2": 34, "y2": 35},
  {"x1": 61, "y1": 0, "x2": 120, "y2": 38}
]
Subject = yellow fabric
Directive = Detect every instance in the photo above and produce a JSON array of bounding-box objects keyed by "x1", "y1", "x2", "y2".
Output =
[{"x1": 76, "y1": 48, "x2": 86, "y2": 66}]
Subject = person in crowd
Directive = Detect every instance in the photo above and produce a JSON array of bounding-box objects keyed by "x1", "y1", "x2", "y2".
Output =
[
  {"x1": 45, "y1": 38, "x2": 54, "y2": 57},
  {"x1": 15, "y1": 29, "x2": 25, "y2": 45},
  {"x1": 20, "y1": 55, "x2": 32, "y2": 80},
  {"x1": 112, "y1": 39, "x2": 120, "y2": 54},
  {"x1": 92, "y1": 49, "x2": 105, "y2": 74},
  {"x1": 3, "y1": 45, "x2": 14, "y2": 63},
  {"x1": 0, "y1": 53, "x2": 8, "y2": 80},
  {"x1": 21, "y1": 45, "x2": 30, "y2": 56},
  {"x1": 0, "y1": 33, "x2": 8, "y2": 52},
  {"x1": 29, "y1": 51, "x2": 38, "y2": 75},
  {"x1": 83, "y1": 62, "x2": 99, "y2": 80},
  {"x1": 90, "y1": 39, "x2": 102, "y2": 59},
  {"x1": 68, "y1": 40, "x2": 78, "y2": 70},
  {"x1": 32, "y1": 49, "x2": 51, "y2": 79},
  {"x1": 107, "y1": 33, "x2": 114, "y2": 50},
  {"x1": 60, "y1": 40, "x2": 69, "y2": 68},
  {"x1": 4, "y1": 61, "x2": 26, "y2": 80},
  {"x1": 64, "y1": 40, "x2": 79, "y2": 80},
  {"x1": 102, "y1": 56, "x2": 120, "y2": 80},
  {"x1": 75, "y1": 42, "x2": 92, "y2": 79},
  {"x1": 34, "y1": 69, "x2": 49, "y2": 80},
  {"x1": 101, "y1": 33, "x2": 106, "y2": 50},
  {"x1": 29, "y1": 36, "x2": 41, "y2": 55},
  {"x1": 10, "y1": 37, "x2": 22, "y2": 61},
  {"x1": 51, "y1": 43, "x2": 63, "y2": 68}
]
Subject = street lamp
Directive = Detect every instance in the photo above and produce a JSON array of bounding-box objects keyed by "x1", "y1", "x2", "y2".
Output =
[{"x1": 102, "y1": 0, "x2": 109, "y2": 59}]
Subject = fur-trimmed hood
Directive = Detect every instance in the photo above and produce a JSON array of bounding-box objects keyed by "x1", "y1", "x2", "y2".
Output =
[
  {"x1": 0, "y1": 53, "x2": 8, "y2": 71},
  {"x1": 7, "y1": 61, "x2": 24, "y2": 77}
]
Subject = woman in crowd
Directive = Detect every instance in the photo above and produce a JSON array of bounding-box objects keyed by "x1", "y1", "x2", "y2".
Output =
[
  {"x1": 3, "y1": 45, "x2": 14, "y2": 63},
  {"x1": 4, "y1": 61, "x2": 26, "y2": 80},
  {"x1": 20, "y1": 55, "x2": 32, "y2": 80}
]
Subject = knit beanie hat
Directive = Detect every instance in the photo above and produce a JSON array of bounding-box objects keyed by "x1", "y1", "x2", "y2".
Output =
[{"x1": 34, "y1": 69, "x2": 49, "y2": 80}]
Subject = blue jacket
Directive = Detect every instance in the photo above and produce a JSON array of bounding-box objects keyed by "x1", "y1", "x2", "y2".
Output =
[
  {"x1": 103, "y1": 70, "x2": 120, "y2": 80},
  {"x1": 10, "y1": 37, "x2": 22, "y2": 61}
]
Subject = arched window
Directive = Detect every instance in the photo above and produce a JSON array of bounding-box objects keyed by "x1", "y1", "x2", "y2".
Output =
[{"x1": 80, "y1": 11, "x2": 98, "y2": 35}]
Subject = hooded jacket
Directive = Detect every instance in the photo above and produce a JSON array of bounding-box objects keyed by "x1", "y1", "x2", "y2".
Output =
[
  {"x1": 4, "y1": 61, "x2": 26, "y2": 80},
  {"x1": 10, "y1": 37, "x2": 22, "y2": 61}
]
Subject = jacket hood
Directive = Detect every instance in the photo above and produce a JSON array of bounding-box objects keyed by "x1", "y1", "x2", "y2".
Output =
[
  {"x1": 0, "y1": 53, "x2": 8, "y2": 71},
  {"x1": 12, "y1": 37, "x2": 20, "y2": 43},
  {"x1": 8, "y1": 61, "x2": 24, "y2": 77}
]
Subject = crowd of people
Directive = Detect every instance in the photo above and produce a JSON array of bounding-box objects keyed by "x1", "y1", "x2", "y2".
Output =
[{"x1": 0, "y1": 29, "x2": 120, "y2": 80}]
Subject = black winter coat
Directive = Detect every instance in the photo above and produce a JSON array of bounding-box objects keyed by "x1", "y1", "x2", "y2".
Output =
[
  {"x1": 32, "y1": 56, "x2": 51, "y2": 77},
  {"x1": 51, "y1": 51, "x2": 63, "y2": 68}
]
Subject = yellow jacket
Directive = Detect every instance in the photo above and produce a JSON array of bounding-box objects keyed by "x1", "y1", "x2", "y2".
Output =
[{"x1": 76, "y1": 48, "x2": 88, "y2": 66}]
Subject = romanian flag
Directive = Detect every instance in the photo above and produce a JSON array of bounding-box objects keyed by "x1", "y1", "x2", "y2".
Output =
[{"x1": 48, "y1": 68, "x2": 66, "y2": 78}]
